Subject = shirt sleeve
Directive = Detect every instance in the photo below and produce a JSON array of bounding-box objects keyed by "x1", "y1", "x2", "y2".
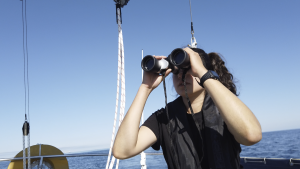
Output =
[{"x1": 142, "y1": 112, "x2": 161, "y2": 150}]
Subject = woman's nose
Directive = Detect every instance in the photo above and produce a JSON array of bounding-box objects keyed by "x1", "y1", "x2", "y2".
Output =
[{"x1": 177, "y1": 70, "x2": 183, "y2": 79}]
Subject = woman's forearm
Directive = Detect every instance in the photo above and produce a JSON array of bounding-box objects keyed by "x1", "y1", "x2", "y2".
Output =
[
  {"x1": 113, "y1": 84, "x2": 152, "y2": 157},
  {"x1": 203, "y1": 79, "x2": 262, "y2": 146}
]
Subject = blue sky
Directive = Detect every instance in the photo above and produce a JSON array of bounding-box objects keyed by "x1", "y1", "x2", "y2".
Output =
[{"x1": 0, "y1": 0, "x2": 300, "y2": 157}]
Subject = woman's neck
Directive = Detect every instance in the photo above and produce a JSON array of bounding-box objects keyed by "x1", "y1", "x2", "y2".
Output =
[{"x1": 182, "y1": 90, "x2": 206, "y2": 114}]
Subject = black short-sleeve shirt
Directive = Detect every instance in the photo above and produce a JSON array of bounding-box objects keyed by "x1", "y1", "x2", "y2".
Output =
[
  {"x1": 142, "y1": 109, "x2": 241, "y2": 169},
  {"x1": 143, "y1": 110, "x2": 210, "y2": 168}
]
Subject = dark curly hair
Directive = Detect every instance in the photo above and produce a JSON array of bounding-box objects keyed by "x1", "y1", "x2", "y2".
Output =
[{"x1": 191, "y1": 48, "x2": 238, "y2": 96}]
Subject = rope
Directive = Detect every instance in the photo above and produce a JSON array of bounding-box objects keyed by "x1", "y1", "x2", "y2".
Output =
[
  {"x1": 23, "y1": 135, "x2": 26, "y2": 169},
  {"x1": 162, "y1": 73, "x2": 171, "y2": 137},
  {"x1": 115, "y1": 8, "x2": 126, "y2": 169},
  {"x1": 105, "y1": 29, "x2": 121, "y2": 169},
  {"x1": 109, "y1": 157, "x2": 116, "y2": 169},
  {"x1": 115, "y1": 159, "x2": 120, "y2": 169},
  {"x1": 106, "y1": 7, "x2": 126, "y2": 169},
  {"x1": 27, "y1": 133, "x2": 31, "y2": 169},
  {"x1": 109, "y1": 30, "x2": 123, "y2": 169},
  {"x1": 118, "y1": 27, "x2": 125, "y2": 127},
  {"x1": 108, "y1": 32, "x2": 122, "y2": 168}
]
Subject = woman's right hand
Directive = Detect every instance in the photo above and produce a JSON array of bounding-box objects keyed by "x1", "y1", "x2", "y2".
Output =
[{"x1": 142, "y1": 55, "x2": 172, "y2": 91}]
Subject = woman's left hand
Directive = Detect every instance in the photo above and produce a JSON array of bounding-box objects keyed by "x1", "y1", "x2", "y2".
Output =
[
  {"x1": 184, "y1": 47, "x2": 262, "y2": 145},
  {"x1": 183, "y1": 47, "x2": 208, "y2": 78}
]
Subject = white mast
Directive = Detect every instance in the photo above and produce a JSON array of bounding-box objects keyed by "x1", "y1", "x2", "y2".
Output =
[{"x1": 140, "y1": 49, "x2": 147, "y2": 169}]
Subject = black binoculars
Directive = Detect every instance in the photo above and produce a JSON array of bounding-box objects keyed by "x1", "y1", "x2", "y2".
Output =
[{"x1": 141, "y1": 48, "x2": 190, "y2": 74}]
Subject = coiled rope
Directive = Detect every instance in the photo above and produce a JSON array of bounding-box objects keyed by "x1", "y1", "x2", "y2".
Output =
[{"x1": 106, "y1": 7, "x2": 126, "y2": 169}]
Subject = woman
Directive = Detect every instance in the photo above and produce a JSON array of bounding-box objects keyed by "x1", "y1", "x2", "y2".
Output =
[{"x1": 113, "y1": 47, "x2": 262, "y2": 169}]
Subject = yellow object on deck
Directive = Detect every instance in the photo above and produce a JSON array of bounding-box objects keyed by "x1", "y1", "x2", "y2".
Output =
[{"x1": 7, "y1": 144, "x2": 69, "y2": 169}]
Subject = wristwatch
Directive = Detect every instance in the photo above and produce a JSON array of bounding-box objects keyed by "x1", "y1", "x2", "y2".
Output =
[{"x1": 198, "y1": 70, "x2": 220, "y2": 88}]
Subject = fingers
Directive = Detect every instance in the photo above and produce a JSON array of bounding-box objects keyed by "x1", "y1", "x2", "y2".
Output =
[
  {"x1": 182, "y1": 47, "x2": 199, "y2": 61},
  {"x1": 183, "y1": 47, "x2": 193, "y2": 53},
  {"x1": 183, "y1": 47, "x2": 198, "y2": 59},
  {"x1": 153, "y1": 55, "x2": 167, "y2": 60},
  {"x1": 164, "y1": 68, "x2": 172, "y2": 77}
]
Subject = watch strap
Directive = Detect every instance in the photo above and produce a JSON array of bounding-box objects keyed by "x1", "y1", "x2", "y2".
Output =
[{"x1": 199, "y1": 70, "x2": 219, "y2": 88}]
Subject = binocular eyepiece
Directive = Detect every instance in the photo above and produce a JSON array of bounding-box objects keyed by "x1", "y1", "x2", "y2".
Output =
[{"x1": 141, "y1": 48, "x2": 190, "y2": 74}]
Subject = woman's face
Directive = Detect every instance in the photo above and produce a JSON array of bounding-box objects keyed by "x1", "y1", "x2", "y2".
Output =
[{"x1": 172, "y1": 69, "x2": 204, "y2": 97}]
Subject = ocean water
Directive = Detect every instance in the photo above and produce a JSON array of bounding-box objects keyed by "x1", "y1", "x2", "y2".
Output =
[
  {"x1": 1, "y1": 129, "x2": 299, "y2": 169},
  {"x1": 240, "y1": 128, "x2": 300, "y2": 158}
]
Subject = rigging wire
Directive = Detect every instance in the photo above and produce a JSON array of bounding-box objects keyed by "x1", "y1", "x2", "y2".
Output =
[
  {"x1": 25, "y1": 0, "x2": 30, "y2": 122},
  {"x1": 21, "y1": 0, "x2": 31, "y2": 168},
  {"x1": 22, "y1": 0, "x2": 30, "y2": 122},
  {"x1": 188, "y1": 0, "x2": 197, "y2": 48},
  {"x1": 22, "y1": 0, "x2": 27, "y2": 121},
  {"x1": 189, "y1": 0, "x2": 194, "y2": 35}
]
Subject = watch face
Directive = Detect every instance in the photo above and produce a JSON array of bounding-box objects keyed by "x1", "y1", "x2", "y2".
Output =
[{"x1": 210, "y1": 71, "x2": 220, "y2": 79}]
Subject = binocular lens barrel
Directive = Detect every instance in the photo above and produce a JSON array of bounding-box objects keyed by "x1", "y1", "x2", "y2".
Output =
[
  {"x1": 173, "y1": 51, "x2": 185, "y2": 65},
  {"x1": 143, "y1": 56, "x2": 155, "y2": 71},
  {"x1": 141, "y1": 48, "x2": 190, "y2": 74},
  {"x1": 141, "y1": 55, "x2": 169, "y2": 74},
  {"x1": 169, "y1": 48, "x2": 190, "y2": 68}
]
